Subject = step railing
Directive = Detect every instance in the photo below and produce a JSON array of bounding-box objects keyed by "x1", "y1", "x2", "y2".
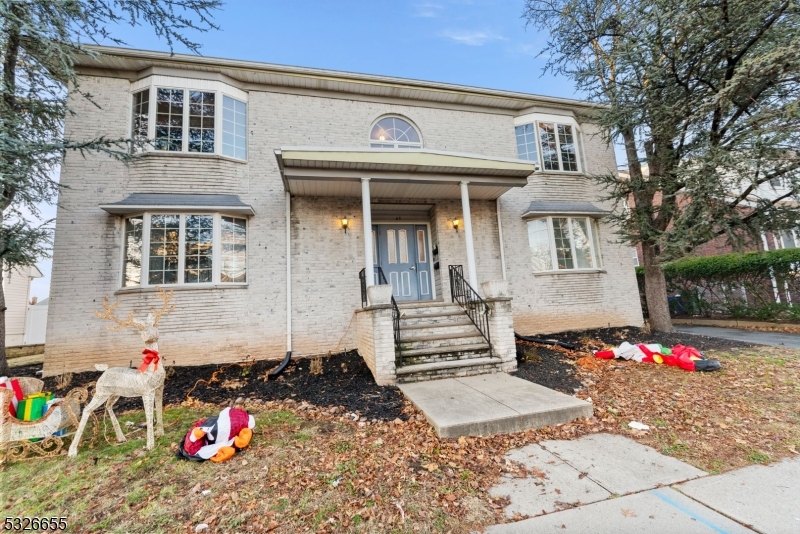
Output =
[
  {"x1": 359, "y1": 267, "x2": 403, "y2": 367},
  {"x1": 448, "y1": 265, "x2": 493, "y2": 357}
]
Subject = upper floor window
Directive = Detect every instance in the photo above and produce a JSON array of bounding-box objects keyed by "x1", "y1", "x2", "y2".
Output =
[
  {"x1": 121, "y1": 212, "x2": 247, "y2": 288},
  {"x1": 130, "y1": 77, "x2": 248, "y2": 160},
  {"x1": 514, "y1": 118, "x2": 581, "y2": 172},
  {"x1": 370, "y1": 117, "x2": 422, "y2": 149}
]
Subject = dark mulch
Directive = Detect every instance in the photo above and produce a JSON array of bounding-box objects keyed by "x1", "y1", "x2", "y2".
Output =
[
  {"x1": 10, "y1": 326, "x2": 756, "y2": 418},
  {"x1": 512, "y1": 326, "x2": 757, "y2": 394},
  {"x1": 12, "y1": 350, "x2": 406, "y2": 421}
]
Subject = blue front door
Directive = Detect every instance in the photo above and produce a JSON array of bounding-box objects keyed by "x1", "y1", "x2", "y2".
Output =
[{"x1": 374, "y1": 224, "x2": 432, "y2": 302}]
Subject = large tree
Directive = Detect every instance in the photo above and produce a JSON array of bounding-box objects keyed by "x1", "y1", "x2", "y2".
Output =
[
  {"x1": 0, "y1": 0, "x2": 221, "y2": 375},
  {"x1": 523, "y1": 0, "x2": 800, "y2": 331}
]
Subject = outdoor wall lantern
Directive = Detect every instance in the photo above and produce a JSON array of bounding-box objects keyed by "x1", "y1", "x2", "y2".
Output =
[
  {"x1": 341, "y1": 217, "x2": 349, "y2": 233},
  {"x1": 452, "y1": 219, "x2": 460, "y2": 233}
]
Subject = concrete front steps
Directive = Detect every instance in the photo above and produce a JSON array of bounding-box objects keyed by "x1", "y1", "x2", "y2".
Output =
[{"x1": 395, "y1": 300, "x2": 504, "y2": 383}]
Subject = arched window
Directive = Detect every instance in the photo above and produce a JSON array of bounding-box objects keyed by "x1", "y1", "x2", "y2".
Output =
[{"x1": 370, "y1": 116, "x2": 422, "y2": 149}]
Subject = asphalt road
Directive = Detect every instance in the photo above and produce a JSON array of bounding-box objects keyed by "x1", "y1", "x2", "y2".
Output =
[{"x1": 674, "y1": 325, "x2": 800, "y2": 349}]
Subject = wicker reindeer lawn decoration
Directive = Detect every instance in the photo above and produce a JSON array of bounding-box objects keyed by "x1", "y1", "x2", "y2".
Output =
[{"x1": 68, "y1": 288, "x2": 175, "y2": 458}]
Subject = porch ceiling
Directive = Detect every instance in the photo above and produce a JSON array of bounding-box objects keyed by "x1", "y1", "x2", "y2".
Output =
[{"x1": 275, "y1": 147, "x2": 535, "y2": 200}]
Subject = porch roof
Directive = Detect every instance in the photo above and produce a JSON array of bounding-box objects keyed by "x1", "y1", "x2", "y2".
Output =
[
  {"x1": 99, "y1": 193, "x2": 255, "y2": 216},
  {"x1": 274, "y1": 147, "x2": 536, "y2": 200}
]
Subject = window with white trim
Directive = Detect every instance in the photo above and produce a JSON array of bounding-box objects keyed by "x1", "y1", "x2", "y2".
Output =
[
  {"x1": 527, "y1": 216, "x2": 602, "y2": 271},
  {"x1": 369, "y1": 117, "x2": 422, "y2": 149},
  {"x1": 121, "y1": 213, "x2": 247, "y2": 288},
  {"x1": 514, "y1": 120, "x2": 580, "y2": 172},
  {"x1": 130, "y1": 80, "x2": 248, "y2": 160}
]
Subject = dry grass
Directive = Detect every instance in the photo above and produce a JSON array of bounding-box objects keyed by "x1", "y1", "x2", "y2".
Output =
[
  {"x1": 3, "y1": 345, "x2": 798, "y2": 532},
  {"x1": 579, "y1": 345, "x2": 800, "y2": 473}
]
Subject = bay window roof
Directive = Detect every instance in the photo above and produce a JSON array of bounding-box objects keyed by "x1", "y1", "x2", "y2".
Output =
[
  {"x1": 522, "y1": 201, "x2": 609, "y2": 218},
  {"x1": 100, "y1": 193, "x2": 255, "y2": 216}
]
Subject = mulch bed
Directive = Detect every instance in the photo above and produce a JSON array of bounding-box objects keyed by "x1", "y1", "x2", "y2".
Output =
[
  {"x1": 513, "y1": 326, "x2": 757, "y2": 394},
  {"x1": 13, "y1": 350, "x2": 407, "y2": 421},
  {"x1": 10, "y1": 326, "x2": 757, "y2": 420}
]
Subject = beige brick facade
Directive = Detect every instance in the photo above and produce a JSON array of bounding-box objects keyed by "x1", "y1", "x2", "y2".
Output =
[{"x1": 43, "y1": 54, "x2": 643, "y2": 376}]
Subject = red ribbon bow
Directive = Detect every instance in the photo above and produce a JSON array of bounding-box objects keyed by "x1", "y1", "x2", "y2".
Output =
[{"x1": 137, "y1": 348, "x2": 160, "y2": 372}]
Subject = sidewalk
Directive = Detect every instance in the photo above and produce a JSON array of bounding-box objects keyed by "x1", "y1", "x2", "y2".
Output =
[
  {"x1": 487, "y1": 433, "x2": 800, "y2": 533},
  {"x1": 675, "y1": 325, "x2": 800, "y2": 349}
]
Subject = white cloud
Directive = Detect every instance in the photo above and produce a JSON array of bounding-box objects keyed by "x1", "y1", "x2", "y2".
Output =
[
  {"x1": 413, "y1": 3, "x2": 443, "y2": 18},
  {"x1": 439, "y1": 29, "x2": 505, "y2": 46}
]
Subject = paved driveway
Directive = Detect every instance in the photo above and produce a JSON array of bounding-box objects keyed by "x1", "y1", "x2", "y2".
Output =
[{"x1": 675, "y1": 325, "x2": 800, "y2": 349}]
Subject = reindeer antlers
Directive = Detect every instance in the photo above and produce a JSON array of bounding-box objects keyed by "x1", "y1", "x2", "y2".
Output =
[
  {"x1": 94, "y1": 287, "x2": 175, "y2": 330},
  {"x1": 150, "y1": 287, "x2": 175, "y2": 327},
  {"x1": 94, "y1": 296, "x2": 145, "y2": 331}
]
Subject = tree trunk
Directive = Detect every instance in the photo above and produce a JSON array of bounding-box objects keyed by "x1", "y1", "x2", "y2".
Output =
[{"x1": 641, "y1": 243, "x2": 674, "y2": 332}]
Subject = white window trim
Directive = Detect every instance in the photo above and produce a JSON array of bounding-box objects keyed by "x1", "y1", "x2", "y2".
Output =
[
  {"x1": 513, "y1": 113, "x2": 583, "y2": 174},
  {"x1": 118, "y1": 211, "x2": 248, "y2": 290},
  {"x1": 130, "y1": 76, "x2": 248, "y2": 161},
  {"x1": 368, "y1": 115, "x2": 424, "y2": 149},
  {"x1": 528, "y1": 216, "x2": 604, "y2": 274}
]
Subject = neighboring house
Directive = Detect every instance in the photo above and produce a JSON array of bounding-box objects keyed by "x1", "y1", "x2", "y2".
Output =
[
  {"x1": 620, "y1": 167, "x2": 798, "y2": 265},
  {"x1": 42, "y1": 46, "x2": 643, "y2": 383},
  {"x1": 3, "y1": 265, "x2": 44, "y2": 347}
]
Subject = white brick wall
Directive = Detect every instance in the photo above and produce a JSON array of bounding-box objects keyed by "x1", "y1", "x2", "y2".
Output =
[{"x1": 44, "y1": 75, "x2": 642, "y2": 375}]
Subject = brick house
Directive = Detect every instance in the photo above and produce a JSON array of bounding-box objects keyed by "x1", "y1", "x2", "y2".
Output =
[
  {"x1": 621, "y1": 167, "x2": 799, "y2": 268},
  {"x1": 42, "y1": 46, "x2": 643, "y2": 384}
]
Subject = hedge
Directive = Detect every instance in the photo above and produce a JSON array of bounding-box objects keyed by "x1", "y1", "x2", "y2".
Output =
[{"x1": 636, "y1": 248, "x2": 800, "y2": 321}]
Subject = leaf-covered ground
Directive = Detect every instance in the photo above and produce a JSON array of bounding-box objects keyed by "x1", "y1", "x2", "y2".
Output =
[{"x1": 3, "y1": 327, "x2": 799, "y2": 533}]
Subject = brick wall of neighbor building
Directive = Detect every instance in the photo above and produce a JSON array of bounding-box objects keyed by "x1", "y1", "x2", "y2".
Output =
[{"x1": 44, "y1": 72, "x2": 643, "y2": 374}]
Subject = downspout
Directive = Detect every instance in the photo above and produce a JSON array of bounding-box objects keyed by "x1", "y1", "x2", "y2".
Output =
[
  {"x1": 268, "y1": 170, "x2": 292, "y2": 379},
  {"x1": 285, "y1": 190, "x2": 292, "y2": 353},
  {"x1": 496, "y1": 197, "x2": 507, "y2": 280}
]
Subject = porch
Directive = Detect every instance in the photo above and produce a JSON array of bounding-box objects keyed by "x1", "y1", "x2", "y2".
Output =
[{"x1": 275, "y1": 147, "x2": 536, "y2": 384}]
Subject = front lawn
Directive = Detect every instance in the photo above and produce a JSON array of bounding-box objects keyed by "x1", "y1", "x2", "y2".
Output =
[{"x1": 4, "y1": 328, "x2": 799, "y2": 532}]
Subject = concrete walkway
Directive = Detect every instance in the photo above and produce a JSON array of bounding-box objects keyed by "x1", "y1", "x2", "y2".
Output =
[
  {"x1": 487, "y1": 433, "x2": 800, "y2": 534},
  {"x1": 398, "y1": 373, "x2": 592, "y2": 438},
  {"x1": 675, "y1": 325, "x2": 800, "y2": 349}
]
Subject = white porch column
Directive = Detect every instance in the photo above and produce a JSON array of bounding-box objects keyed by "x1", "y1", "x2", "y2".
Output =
[
  {"x1": 460, "y1": 180, "x2": 479, "y2": 289},
  {"x1": 362, "y1": 178, "x2": 375, "y2": 288}
]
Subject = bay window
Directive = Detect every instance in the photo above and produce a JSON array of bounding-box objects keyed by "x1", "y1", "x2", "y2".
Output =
[
  {"x1": 514, "y1": 119, "x2": 581, "y2": 172},
  {"x1": 130, "y1": 78, "x2": 247, "y2": 160},
  {"x1": 121, "y1": 213, "x2": 247, "y2": 288},
  {"x1": 527, "y1": 216, "x2": 602, "y2": 272}
]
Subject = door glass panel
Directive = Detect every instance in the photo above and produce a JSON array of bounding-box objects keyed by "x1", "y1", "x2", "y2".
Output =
[
  {"x1": 552, "y1": 217, "x2": 574, "y2": 269},
  {"x1": 398, "y1": 229, "x2": 408, "y2": 263},
  {"x1": 417, "y1": 230, "x2": 426, "y2": 262},
  {"x1": 372, "y1": 230, "x2": 377, "y2": 264},
  {"x1": 571, "y1": 218, "x2": 594, "y2": 268},
  {"x1": 387, "y1": 229, "x2": 397, "y2": 264}
]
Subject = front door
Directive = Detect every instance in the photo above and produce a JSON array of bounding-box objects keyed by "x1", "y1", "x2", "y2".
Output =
[{"x1": 374, "y1": 224, "x2": 432, "y2": 302}]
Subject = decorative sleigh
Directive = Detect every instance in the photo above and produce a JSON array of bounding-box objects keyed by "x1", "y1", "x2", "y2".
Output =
[{"x1": 0, "y1": 377, "x2": 87, "y2": 463}]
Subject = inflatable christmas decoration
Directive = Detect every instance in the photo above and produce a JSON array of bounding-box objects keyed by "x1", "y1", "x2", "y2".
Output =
[
  {"x1": 594, "y1": 342, "x2": 721, "y2": 371},
  {"x1": 177, "y1": 407, "x2": 255, "y2": 462}
]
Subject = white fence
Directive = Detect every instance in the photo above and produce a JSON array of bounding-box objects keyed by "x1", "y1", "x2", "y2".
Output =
[{"x1": 23, "y1": 303, "x2": 48, "y2": 345}]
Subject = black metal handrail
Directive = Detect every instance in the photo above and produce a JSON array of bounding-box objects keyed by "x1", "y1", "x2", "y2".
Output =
[
  {"x1": 449, "y1": 265, "x2": 493, "y2": 357},
  {"x1": 359, "y1": 266, "x2": 403, "y2": 367}
]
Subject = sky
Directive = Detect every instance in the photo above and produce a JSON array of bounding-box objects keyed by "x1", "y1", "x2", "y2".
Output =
[{"x1": 30, "y1": 0, "x2": 605, "y2": 301}]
